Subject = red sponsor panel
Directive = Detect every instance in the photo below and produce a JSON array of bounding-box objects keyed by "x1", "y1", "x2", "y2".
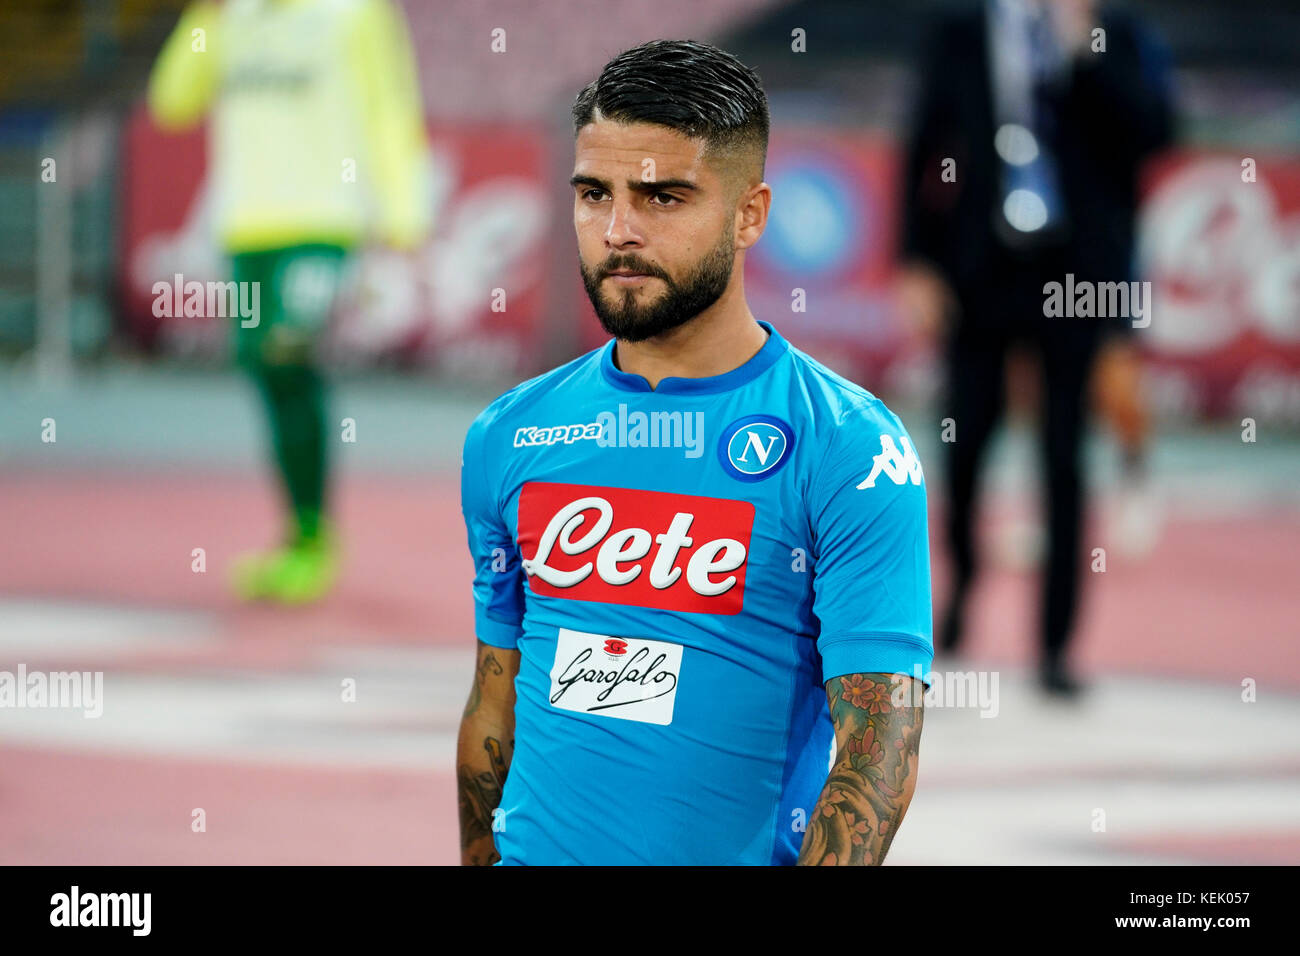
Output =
[
  {"x1": 118, "y1": 109, "x2": 551, "y2": 376},
  {"x1": 119, "y1": 110, "x2": 209, "y2": 351},
  {"x1": 1137, "y1": 152, "x2": 1300, "y2": 419},
  {"x1": 517, "y1": 482, "x2": 755, "y2": 615}
]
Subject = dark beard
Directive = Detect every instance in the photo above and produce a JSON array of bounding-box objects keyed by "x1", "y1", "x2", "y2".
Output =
[{"x1": 580, "y1": 231, "x2": 734, "y2": 343}]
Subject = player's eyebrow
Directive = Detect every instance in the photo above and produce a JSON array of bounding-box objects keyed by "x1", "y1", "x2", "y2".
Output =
[{"x1": 570, "y1": 174, "x2": 700, "y2": 195}]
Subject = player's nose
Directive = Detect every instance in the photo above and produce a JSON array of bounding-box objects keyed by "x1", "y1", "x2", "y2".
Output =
[{"x1": 603, "y1": 198, "x2": 644, "y2": 250}]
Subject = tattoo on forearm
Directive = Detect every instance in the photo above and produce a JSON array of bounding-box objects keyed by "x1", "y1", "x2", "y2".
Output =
[
  {"x1": 796, "y1": 674, "x2": 924, "y2": 866},
  {"x1": 462, "y1": 650, "x2": 504, "y2": 719},
  {"x1": 458, "y1": 645, "x2": 515, "y2": 865},
  {"x1": 458, "y1": 735, "x2": 508, "y2": 865}
]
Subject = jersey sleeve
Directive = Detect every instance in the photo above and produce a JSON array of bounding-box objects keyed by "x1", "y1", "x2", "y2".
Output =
[
  {"x1": 808, "y1": 401, "x2": 934, "y2": 688},
  {"x1": 347, "y1": 0, "x2": 432, "y2": 250},
  {"x1": 147, "y1": 1, "x2": 222, "y2": 132},
  {"x1": 461, "y1": 412, "x2": 525, "y2": 648}
]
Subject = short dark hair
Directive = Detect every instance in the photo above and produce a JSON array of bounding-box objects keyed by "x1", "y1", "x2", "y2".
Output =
[{"x1": 572, "y1": 39, "x2": 769, "y2": 179}]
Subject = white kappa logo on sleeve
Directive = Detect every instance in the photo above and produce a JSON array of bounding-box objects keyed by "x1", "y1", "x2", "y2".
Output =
[
  {"x1": 856, "y1": 435, "x2": 924, "y2": 488},
  {"x1": 548, "y1": 628, "x2": 683, "y2": 726}
]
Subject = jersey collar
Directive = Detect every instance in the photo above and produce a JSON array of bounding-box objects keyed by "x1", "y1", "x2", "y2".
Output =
[{"x1": 600, "y1": 320, "x2": 789, "y2": 395}]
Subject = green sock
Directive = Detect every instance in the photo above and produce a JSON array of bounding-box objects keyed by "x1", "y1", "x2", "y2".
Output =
[{"x1": 256, "y1": 363, "x2": 329, "y2": 545}]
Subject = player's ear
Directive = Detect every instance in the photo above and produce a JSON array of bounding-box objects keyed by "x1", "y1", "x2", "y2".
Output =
[{"x1": 735, "y1": 179, "x2": 770, "y2": 251}]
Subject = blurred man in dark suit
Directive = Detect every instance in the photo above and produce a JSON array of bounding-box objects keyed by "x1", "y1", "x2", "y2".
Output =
[{"x1": 898, "y1": 0, "x2": 1174, "y2": 694}]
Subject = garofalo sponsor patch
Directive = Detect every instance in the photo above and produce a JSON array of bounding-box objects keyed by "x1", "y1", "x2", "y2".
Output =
[{"x1": 548, "y1": 628, "x2": 683, "y2": 725}]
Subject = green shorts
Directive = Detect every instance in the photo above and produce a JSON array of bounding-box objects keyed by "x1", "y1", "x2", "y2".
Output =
[{"x1": 229, "y1": 243, "x2": 350, "y2": 369}]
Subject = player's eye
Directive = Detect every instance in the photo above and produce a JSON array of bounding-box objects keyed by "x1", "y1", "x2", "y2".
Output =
[
  {"x1": 580, "y1": 188, "x2": 607, "y2": 202},
  {"x1": 650, "y1": 192, "x2": 681, "y2": 206}
]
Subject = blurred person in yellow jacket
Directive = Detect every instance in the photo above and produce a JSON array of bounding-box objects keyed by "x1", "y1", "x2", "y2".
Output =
[{"x1": 148, "y1": 0, "x2": 432, "y2": 604}]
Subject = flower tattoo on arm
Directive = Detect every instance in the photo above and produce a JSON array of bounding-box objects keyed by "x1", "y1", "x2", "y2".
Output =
[{"x1": 796, "y1": 673, "x2": 924, "y2": 866}]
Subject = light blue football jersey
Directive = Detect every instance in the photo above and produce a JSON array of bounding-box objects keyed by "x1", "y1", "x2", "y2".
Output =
[{"x1": 460, "y1": 320, "x2": 933, "y2": 865}]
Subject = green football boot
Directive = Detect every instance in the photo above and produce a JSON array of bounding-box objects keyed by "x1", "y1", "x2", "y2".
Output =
[{"x1": 264, "y1": 530, "x2": 340, "y2": 605}]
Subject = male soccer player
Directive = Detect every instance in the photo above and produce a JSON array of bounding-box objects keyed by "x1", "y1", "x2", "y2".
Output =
[
  {"x1": 148, "y1": 0, "x2": 430, "y2": 603},
  {"x1": 458, "y1": 40, "x2": 932, "y2": 866}
]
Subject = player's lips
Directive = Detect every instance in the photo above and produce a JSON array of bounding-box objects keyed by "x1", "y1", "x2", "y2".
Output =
[{"x1": 605, "y1": 270, "x2": 655, "y2": 285}]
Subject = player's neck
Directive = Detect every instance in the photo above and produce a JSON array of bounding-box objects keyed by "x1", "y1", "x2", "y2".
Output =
[{"x1": 612, "y1": 291, "x2": 768, "y2": 391}]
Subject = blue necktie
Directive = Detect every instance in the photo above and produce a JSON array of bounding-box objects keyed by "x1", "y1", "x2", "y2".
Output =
[{"x1": 997, "y1": 8, "x2": 1070, "y2": 247}]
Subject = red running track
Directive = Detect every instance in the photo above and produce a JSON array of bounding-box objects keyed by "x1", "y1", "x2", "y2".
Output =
[{"x1": 0, "y1": 470, "x2": 1296, "y2": 863}]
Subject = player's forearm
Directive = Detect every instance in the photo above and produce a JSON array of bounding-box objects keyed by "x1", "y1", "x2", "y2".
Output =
[
  {"x1": 457, "y1": 642, "x2": 518, "y2": 865},
  {"x1": 796, "y1": 674, "x2": 925, "y2": 866},
  {"x1": 457, "y1": 712, "x2": 513, "y2": 865}
]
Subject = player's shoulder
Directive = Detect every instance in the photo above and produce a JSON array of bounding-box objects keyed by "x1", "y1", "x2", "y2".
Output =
[
  {"x1": 778, "y1": 342, "x2": 925, "y2": 502},
  {"x1": 780, "y1": 339, "x2": 909, "y2": 439},
  {"x1": 464, "y1": 345, "x2": 605, "y2": 446}
]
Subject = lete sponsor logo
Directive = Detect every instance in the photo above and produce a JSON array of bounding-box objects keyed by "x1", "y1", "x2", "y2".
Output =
[
  {"x1": 549, "y1": 628, "x2": 682, "y2": 725},
  {"x1": 517, "y1": 482, "x2": 754, "y2": 614}
]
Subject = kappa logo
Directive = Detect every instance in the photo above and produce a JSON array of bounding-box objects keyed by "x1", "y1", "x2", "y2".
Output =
[
  {"x1": 514, "y1": 422, "x2": 603, "y2": 448},
  {"x1": 856, "y1": 434, "x2": 924, "y2": 488},
  {"x1": 513, "y1": 405, "x2": 706, "y2": 459},
  {"x1": 717, "y1": 414, "x2": 794, "y2": 482}
]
